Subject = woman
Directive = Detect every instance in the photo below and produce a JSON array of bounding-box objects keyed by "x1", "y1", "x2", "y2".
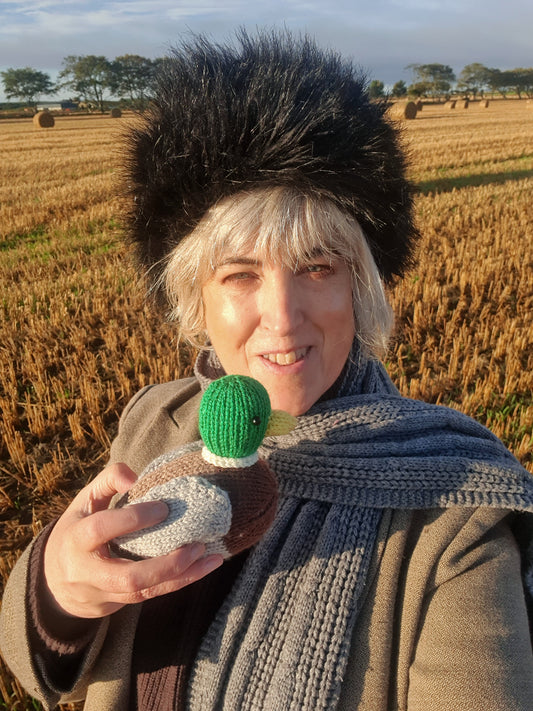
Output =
[{"x1": 1, "y1": 31, "x2": 533, "y2": 711}]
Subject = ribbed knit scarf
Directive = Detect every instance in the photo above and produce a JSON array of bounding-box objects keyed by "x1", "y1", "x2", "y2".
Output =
[{"x1": 187, "y1": 345, "x2": 533, "y2": 711}]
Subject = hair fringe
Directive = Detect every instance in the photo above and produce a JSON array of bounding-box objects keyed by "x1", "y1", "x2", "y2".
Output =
[{"x1": 163, "y1": 187, "x2": 393, "y2": 358}]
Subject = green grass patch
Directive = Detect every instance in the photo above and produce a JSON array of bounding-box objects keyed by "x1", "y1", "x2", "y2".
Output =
[{"x1": 417, "y1": 167, "x2": 533, "y2": 195}]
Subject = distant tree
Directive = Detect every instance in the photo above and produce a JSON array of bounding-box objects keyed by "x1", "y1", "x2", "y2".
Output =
[
  {"x1": 485, "y1": 68, "x2": 531, "y2": 99},
  {"x1": 109, "y1": 54, "x2": 156, "y2": 110},
  {"x1": 406, "y1": 63, "x2": 456, "y2": 99},
  {"x1": 407, "y1": 81, "x2": 432, "y2": 98},
  {"x1": 512, "y1": 68, "x2": 533, "y2": 99},
  {"x1": 150, "y1": 57, "x2": 169, "y2": 79},
  {"x1": 59, "y1": 55, "x2": 113, "y2": 112},
  {"x1": 0, "y1": 67, "x2": 55, "y2": 107},
  {"x1": 503, "y1": 70, "x2": 522, "y2": 98},
  {"x1": 368, "y1": 79, "x2": 385, "y2": 99},
  {"x1": 457, "y1": 63, "x2": 492, "y2": 99},
  {"x1": 486, "y1": 68, "x2": 507, "y2": 97},
  {"x1": 391, "y1": 80, "x2": 407, "y2": 98}
]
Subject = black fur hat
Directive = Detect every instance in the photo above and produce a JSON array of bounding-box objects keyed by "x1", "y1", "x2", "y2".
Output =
[{"x1": 123, "y1": 30, "x2": 419, "y2": 302}]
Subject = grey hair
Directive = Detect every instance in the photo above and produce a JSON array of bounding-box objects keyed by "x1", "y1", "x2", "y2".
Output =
[{"x1": 161, "y1": 187, "x2": 394, "y2": 358}]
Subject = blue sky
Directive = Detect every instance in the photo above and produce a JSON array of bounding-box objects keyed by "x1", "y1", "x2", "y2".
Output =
[{"x1": 1, "y1": 0, "x2": 532, "y2": 101}]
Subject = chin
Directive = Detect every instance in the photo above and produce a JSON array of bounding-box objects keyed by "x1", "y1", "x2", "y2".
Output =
[{"x1": 267, "y1": 390, "x2": 317, "y2": 417}]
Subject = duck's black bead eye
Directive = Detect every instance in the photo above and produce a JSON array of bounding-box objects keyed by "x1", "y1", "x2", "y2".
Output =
[{"x1": 252, "y1": 416, "x2": 261, "y2": 426}]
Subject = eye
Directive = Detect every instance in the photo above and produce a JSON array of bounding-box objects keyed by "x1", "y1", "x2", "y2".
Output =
[
  {"x1": 221, "y1": 271, "x2": 247, "y2": 283},
  {"x1": 221, "y1": 268, "x2": 260, "y2": 285},
  {"x1": 301, "y1": 263, "x2": 334, "y2": 277},
  {"x1": 307, "y1": 264, "x2": 326, "y2": 272},
  {"x1": 252, "y1": 416, "x2": 261, "y2": 426}
]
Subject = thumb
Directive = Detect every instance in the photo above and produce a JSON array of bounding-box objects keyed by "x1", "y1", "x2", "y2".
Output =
[{"x1": 78, "y1": 462, "x2": 138, "y2": 516}]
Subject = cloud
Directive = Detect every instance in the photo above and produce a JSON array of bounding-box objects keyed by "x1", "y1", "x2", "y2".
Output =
[{"x1": 0, "y1": 0, "x2": 532, "y2": 98}]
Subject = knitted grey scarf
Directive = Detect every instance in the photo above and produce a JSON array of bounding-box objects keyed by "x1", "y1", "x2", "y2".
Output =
[{"x1": 188, "y1": 345, "x2": 533, "y2": 711}]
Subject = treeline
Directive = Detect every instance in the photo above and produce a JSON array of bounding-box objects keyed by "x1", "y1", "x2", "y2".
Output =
[
  {"x1": 2, "y1": 56, "x2": 533, "y2": 112},
  {"x1": 372, "y1": 63, "x2": 533, "y2": 101},
  {"x1": 0, "y1": 55, "x2": 163, "y2": 112}
]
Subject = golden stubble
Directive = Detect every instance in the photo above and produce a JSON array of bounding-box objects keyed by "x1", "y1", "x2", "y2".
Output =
[{"x1": 0, "y1": 103, "x2": 532, "y2": 708}]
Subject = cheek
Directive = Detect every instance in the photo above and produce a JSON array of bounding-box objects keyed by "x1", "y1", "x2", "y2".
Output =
[
  {"x1": 322, "y1": 288, "x2": 356, "y2": 363},
  {"x1": 202, "y1": 288, "x2": 255, "y2": 355},
  {"x1": 323, "y1": 282, "x2": 355, "y2": 330},
  {"x1": 332, "y1": 292, "x2": 354, "y2": 319},
  {"x1": 203, "y1": 286, "x2": 230, "y2": 329},
  {"x1": 202, "y1": 287, "x2": 221, "y2": 342}
]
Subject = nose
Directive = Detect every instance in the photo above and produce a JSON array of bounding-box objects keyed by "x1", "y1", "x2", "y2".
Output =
[{"x1": 258, "y1": 268, "x2": 304, "y2": 335}]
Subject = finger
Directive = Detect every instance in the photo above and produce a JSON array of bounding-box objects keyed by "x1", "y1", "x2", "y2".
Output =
[
  {"x1": 74, "y1": 462, "x2": 138, "y2": 516},
  {"x1": 132, "y1": 554, "x2": 225, "y2": 601},
  {"x1": 74, "y1": 500, "x2": 169, "y2": 551},
  {"x1": 107, "y1": 553, "x2": 224, "y2": 604},
  {"x1": 86, "y1": 543, "x2": 216, "y2": 596}
]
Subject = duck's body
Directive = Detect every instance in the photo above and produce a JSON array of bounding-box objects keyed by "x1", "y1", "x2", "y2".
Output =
[
  {"x1": 111, "y1": 449, "x2": 279, "y2": 559},
  {"x1": 111, "y1": 375, "x2": 296, "y2": 560}
]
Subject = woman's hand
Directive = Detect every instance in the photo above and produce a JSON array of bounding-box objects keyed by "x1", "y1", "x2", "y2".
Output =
[{"x1": 43, "y1": 462, "x2": 223, "y2": 620}]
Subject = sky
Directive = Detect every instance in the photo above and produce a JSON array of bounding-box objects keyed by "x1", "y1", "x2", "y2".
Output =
[{"x1": 1, "y1": 0, "x2": 532, "y2": 102}]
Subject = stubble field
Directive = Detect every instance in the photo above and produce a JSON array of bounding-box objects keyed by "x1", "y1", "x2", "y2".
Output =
[{"x1": 1, "y1": 100, "x2": 532, "y2": 708}]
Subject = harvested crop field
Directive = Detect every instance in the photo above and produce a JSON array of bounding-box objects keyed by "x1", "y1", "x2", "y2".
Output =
[{"x1": 1, "y1": 101, "x2": 533, "y2": 708}]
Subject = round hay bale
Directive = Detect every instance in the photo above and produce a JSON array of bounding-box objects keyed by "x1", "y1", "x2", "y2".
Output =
[
  {"x1": 110, "y1": 107, "x2": 122, "y2": 118},
  {"x1": 33, "y1": 111, "x2": 55, "y2": 128},
  {"x1": 462, "y1": 99, "x2": 469, "y2": 109},
  {"x1": 481, "y1": 99, "x2": 489, "y2": 108},
  {"x1": 416, "y1": 100, "x2": 423, "y2": 111},
  {"x1": 388, "y1": 101, "x2": 418, "y2": 120},
  {"x1": 449, "y1": 100, "x2": 456, "y2": 109}
]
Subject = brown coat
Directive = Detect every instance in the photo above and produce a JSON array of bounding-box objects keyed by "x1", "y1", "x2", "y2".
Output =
[{"x1": 1, "y1": 378, "x2": 533, "y2": 710}]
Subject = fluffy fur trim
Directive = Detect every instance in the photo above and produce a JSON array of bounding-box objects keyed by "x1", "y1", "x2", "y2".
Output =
[{"x1": 122, "y1": 29, "x2": 419, "y2": 303}]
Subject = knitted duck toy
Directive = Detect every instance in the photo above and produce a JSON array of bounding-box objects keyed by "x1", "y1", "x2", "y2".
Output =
[{"x1": 111, "y1": 375, "x2": 297, "y2": 560}]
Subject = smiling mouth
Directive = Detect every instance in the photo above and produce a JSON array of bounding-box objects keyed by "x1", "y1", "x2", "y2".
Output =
[{"x1": 261, "y1": 348, "x2": 309, "y2": 365}]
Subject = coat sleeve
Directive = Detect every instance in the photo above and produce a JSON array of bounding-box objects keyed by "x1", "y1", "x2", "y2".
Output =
[
  {"x1": 404, "y1": 509, "x2": 533, "y2": 711},
  {"x1": 0, "y1": 533, "x2": 112, "y2": 710},
  {"x1": 0, "y1": 379, "x2": 201, "y2": 709}
]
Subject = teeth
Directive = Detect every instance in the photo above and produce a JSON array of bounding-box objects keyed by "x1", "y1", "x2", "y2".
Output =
[{"x1": 262, "y1": 348, "x2": 307, "y2": 365}]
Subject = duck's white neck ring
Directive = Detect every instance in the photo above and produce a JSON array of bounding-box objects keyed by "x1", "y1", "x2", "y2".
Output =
[{"x1": 201, "y1": 447, "x2": 259, "y2": 469}]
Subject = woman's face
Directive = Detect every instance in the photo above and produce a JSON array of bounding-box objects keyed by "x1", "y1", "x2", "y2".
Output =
[{"x1": 202, "y1": 251, "x2": 355, "y2": 416}]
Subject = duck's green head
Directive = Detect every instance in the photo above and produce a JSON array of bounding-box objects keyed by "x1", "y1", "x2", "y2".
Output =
[{"x1": 199, "y1": 375, "x2": 296, "y2": 459}]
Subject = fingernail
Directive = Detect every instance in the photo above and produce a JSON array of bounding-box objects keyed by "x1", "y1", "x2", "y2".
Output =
[
  {"x1": 189, "y1": 542, "x2": 206, "y2": 559},
  {"x1": 148, "y1": 501, "x2": 168, "y2": 518},
  {"x1": 202, "y1": 555, "x2": 224, "y2": 574}
]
